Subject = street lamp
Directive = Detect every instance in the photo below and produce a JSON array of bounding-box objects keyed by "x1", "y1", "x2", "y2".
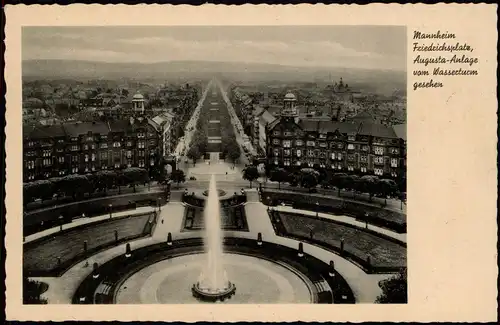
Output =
[
  {"x1": 316, "y1": 201, "x2": 319, "y2": 217},
  {"x1": 109, "y1": 204, "x2": 113, "y2": 219},
  {"x1": 59, "y1": 215, "x2": 64, "y2": 231}
]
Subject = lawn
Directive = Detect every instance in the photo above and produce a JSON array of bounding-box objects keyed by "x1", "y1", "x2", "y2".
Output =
[
  {"x1": 277, "y1": 212, "x2": 406, "y2": 269},
  {"x1": 24, "y1": 213, "x2": 155, "y2": 274}
]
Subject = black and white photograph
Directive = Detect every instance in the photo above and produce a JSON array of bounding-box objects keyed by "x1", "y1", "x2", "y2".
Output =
[{"x1": 21, "y1": 25, "x2": 408, "y2": 305}]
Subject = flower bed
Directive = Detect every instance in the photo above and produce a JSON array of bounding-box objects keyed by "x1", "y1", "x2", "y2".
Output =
[
  {"x1": 182, "y1": 204, "x2": 248, "y2": 231},
  {"x1": 23, "y1": 212, "x2": 157, "y2": 277},
  {"x1": 271, "y1": 211, "x2": 406, "y2": 273}
]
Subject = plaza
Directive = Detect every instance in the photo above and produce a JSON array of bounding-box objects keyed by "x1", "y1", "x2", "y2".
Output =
[{"x1": 23, "y1": 80, "x2": 406, "y2": 305}]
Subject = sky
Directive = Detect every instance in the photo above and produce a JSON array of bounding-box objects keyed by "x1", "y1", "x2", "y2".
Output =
[{"x1": 23, "y1": 26, "x2": 406, "y2": 71}]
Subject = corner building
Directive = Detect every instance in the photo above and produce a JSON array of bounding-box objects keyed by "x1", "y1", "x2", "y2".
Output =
[
  {"x1": 265, "y1": 92, "x2": 406, "y2": 180},
  {"x1": 23, "y1": 93, "x2": 171, "y2": 182}
]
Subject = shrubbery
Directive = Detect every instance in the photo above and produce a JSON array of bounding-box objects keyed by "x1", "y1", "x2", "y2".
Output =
[{"x1": 23, "y1": 167, "x2": 150, "y2": 206}]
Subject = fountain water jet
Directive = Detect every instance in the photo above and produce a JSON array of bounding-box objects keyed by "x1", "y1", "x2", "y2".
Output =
[{"x1": 191, "y1": 174, "x2": 236, "y2": 302}]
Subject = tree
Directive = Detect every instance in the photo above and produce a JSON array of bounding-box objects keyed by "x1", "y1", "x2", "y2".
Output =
[
  {"x1": 23, "y1": 278, "x2": 48, "y2": 304},
  {"x1": 375, "y1": 267, "x2": 407, "y2": 303},
  {"x1": 123, "y1": 167, "x2": 149, "y2": 193},
  {"x1": 121, "y1": 89, "x2": 129, "y2": 97},
  {"x1": 269, "y1": 168, "x2": 290, "y2": 190},
  {"x1": 227, "y1": 141, "x2": 241, "y2": 166},
  {"x1": 299, "y1": 168, "x2": 320, "y2": 192},
  {"x1": 23, "y1": 180, "x2": 54, "y2": 205},
  {"x1": 379, "y1": 179, "x2": 399, "y2": 205},
  {"x1": 360, "y1": 175, "x2": 380, "y2": 201},
  {"x1": 58, "y1": 174, "x2": 91, "y2": 199},
  {"x1": 242, "y1": 165, "x2": 259, "y2": 188},
  {"x1": 170, "y1": 169, "x2": 186, "y2": 188},
  {"x1": 95, "y1": 170, "x2": 116, "y2": 193},
  {"x1": 187, "y1": 145, "x2": 202, "y2": 166}
]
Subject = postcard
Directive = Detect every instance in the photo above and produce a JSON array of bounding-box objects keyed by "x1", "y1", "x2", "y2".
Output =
[{"x1": 4, "y1": 3, "x2": 498, "y2": 322}]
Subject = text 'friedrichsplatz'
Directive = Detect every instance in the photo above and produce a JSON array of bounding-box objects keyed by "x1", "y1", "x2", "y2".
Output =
[{"x1": 411, "y1": 30, "x2": 479, "y2": 91}]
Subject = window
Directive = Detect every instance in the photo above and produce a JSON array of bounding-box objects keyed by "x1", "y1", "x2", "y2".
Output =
[
  {"x1": 139, "y1": 150, "x2": 145, "y2": 157},
  {"x1": 91, "y1": 153, "x2": 96, "y2": 161},
  {"x1": 296, "y1": 149, "x2": 302, "y2": 157},
  {"x1": 27, "y1": 160, "x2": 35, "y2": 169},
  {"x1": 284, "y1": 159, "x2": 291, "y2": 166},
  {"x1": 274, "y1": 159, "x2": 278, "y2": 165},
  {"x1": 319, "y1": 142, "x2": 327, "y2": 148},
  {"x1": 150, "y1": 159, "x2": 155, "y2": 166},
  {"x1": 295, "y1": 140, "x2": 303, "y2": 146},
  {"x1": 101, "y1": 135, "x2": 108, "y2": 140},
  {"x1": 71, "y1": 137, "x2": 78, "y2": 142},
  {"x1": 347, "y1": 144, "x2": 355, "y2": 150},
  {"x1": 374, "y1": 146, "x2": 384, "y2": 155},
  {"x1": 337, "y1": 143, "x2": 343, "y2": 149},
  {"x1": 114, "y1": 163, "x2": 120, "y2": 169},
  {"x1": 58, "y1": 156, "x2": 65, "y2": 163},
  {"x1": 306, "y1": 141, "x2": 315, "y2": 147},
  {"x1": 58, "y1": 139, "x2": 65, "y2": 144},
  {"x1": 28, "y1": 174, "x2": 35, "y2": 180},
  {"x1": 348, "y1": 135, "x2": 355, "y2": 141},
  {"x1": 374, "y1": 168, "x2": 384, "y2": 176},
  {"x1": 307, "y1": 150, "x2": 315, "y2": 157},
  {"x1": 101, "y1": 165, "x2": 108, "y2": 170},
  {"x1": 319, "y1": 133, "x2": 327, "y2": 139},
  {"x1": 127, "y1": 141, "x2": 132, "y2": 147},
  {"x1": 284, "y1": 149, "x2": 291, "y2": 156},
  {"x1": 100, "y1": 143, "x2": 108, "y2": 149},
  {"x1": 137, "y1": 132, "x2": 145, "y2": 138},
  {"x1": 374, "y1": 156, "x2": 384, "y2": 164},
  {"x1": 391, "y1": 148, "x2": 399, "y2": 154},
  {"x1": 28, "y1": 141, "x2": 34, "y2": 147},
  {"x1": 149, "y1": 139, "x2": 155, "y2": 146},
  {"x1": 348, "y1": 155, "x2": 355, "y2": 161},
  {"x1": 72, "y1": 167, "x2": 78, "y2": 174},
  {"x1": 348, "y1": 165, "x2": 354, "y2": 171},
  {"x1": 138, "y1": 160, "x2": 145, "y2": 167},
  {"x1": 126, "y1": 151, "x2": 132, "y2": 158},
  {"x1": 113, "y1": 142, "x2": 121, "y2": 148},
  {"x1": 296, "y1": 161, "x2": 301, "y2": 166},
  {"x1": 273, "y1": 131, "x2": 280, "y2": 136},
  {"x1": 127, "y1": 163, "x2": 132, "y2": 168},
  {"x1": 43, "y1": 158, "x2": 52, "y2": 166},
  {"x1": 138, "y1": 141, "x2": 145, "y2": 149},
  {"x1": 391, "y1": 158, "x2": 398, "y2": 167},
  {"x1": 330, "y1": 142, "x2": 336, "y2": 149},
  {"x1": 85, "y1": 165, "x2": 89, "y2": 172},
  {"x1": 361, "y1": 167, "x2": 367, "y2": 173},
  {"x1": 273, "y1": 149, "x2": 279, "y2": 157},
  {"x1": 283, "y1": 140, "x2": 291, "y2": 148},
  {"x1": 72, "y1": 155, "x2": 78, "y2": 162},
  {"x1": 362, "y1": 145, "x2": 369, "y2": 152},
  {"x1": 273, "y1": 139, "x2": 280, "y2": 145},
  {"x1": 87, "y1": 136, "x2": 93, "y2": 141},
  {"x1": 84, "y1": 154, "x2": 89, "y2": 162},
  {"x1": 84, "y1": 145, "x2": 88, "y2": 150},
  {"x1": 331, "y1": 152, "x2": 336, "y2": 160},
  {"x1": 284, "y1": 131, "x2": 293, "y2": 136},
  {"x1": 101, "y1": 152, "x2": 108, "y2": 160},
  {"x1": 391, "y1": 171, "x2": 398, "y2": 177},
  {"x1": 91, "y1": 144, "x2": 95, "y2": 150},
  {"x1": 337, "y1": 153, "x2": 342, "y2": 160},
  {"x1": 361, "y1": 155, "x2": 367, "y2": 162}
]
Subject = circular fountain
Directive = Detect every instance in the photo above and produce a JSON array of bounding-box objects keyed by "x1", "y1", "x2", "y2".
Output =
[{"x1": 191, "y1": 174, "x2": 237, "y2": 302}]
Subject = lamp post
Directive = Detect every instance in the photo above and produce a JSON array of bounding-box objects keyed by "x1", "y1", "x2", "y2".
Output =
[
  {"x1": 59, "y1": 215, "x2": 64, "y2": 231},
  {"x1": 315, "y1": 201, "x2": 319, "y2": 217},
  {"x1": 109, "y1": 204, "x2": 112, "y2": 219}
]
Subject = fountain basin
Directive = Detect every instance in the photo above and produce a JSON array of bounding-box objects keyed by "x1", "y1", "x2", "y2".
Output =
[{"x1": 191, "y1": 281, "x2": 236, "y2": 302}]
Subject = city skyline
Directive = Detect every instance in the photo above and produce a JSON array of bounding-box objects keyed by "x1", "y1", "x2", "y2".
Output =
[{"x1": 23, "y1": 26, "x2": 406, "y2": 71}]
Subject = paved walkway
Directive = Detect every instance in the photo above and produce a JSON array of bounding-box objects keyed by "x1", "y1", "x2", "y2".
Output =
[{"x1": 30, "y1": 194, "x2": 395, "y2": 304}]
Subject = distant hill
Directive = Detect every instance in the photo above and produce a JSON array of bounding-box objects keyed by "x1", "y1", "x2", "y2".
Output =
[{"x1": 23, "y1": 59, "x2": 406, "y2": 96}]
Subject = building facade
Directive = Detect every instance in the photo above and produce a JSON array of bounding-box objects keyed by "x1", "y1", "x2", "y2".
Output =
[
  {"x1": 23, "y1": 99, "x2": 169, "y2": 182},
  {"x1": 266, "y1": 92, "x2": 406, "y2": 181}
]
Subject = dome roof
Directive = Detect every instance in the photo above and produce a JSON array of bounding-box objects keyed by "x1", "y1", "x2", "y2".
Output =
[
  {"x1": 133, "y1": 93, "x2": 144, "y2": 100},
  {"x1": 284, "y1": 92, "x2": 296, "y2": 100}
]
